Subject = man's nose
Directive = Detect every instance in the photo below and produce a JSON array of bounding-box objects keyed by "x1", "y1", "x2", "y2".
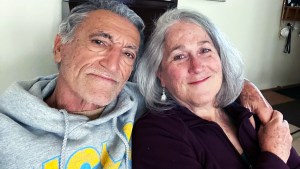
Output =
[{"x1": 100, "y1": 46, "x2": 122, "y2": 72}]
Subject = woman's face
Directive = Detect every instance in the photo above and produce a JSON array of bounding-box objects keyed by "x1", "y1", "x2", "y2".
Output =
[{"x1": 157, "y1": 21, "x2": 223, "y2": 109}]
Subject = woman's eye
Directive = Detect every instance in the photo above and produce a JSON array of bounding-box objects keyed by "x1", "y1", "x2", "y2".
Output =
[
  {"x1": 173, "y1": 54, "x2": 185, "y2": 61},
  {"x1": 201, "y1": 48, "x2": 211, "y2": 53}
]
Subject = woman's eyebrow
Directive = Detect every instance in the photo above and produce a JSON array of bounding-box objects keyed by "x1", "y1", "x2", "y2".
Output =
[{"x1": 197, "y1": 40, "x2": 210, "y2": 45}]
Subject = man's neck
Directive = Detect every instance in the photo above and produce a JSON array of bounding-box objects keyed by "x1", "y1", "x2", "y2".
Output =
[{"x1": 44, "y1": 78, "x2": 104, "y2": 119}]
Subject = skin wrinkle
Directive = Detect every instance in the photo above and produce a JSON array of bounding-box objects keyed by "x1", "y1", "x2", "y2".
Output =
[
  {"x1": 159, "y1": 21, "x2": 222, "y2": 115},
  {"x1": 158, "y1": 21, "x2": 244, "y2": 154},
  {"x1": 46, "y1": 10, "x2": 140, "y2": 117},
  {"x1": 133, "y1": 9, "x2": 295, "y2": 167}
]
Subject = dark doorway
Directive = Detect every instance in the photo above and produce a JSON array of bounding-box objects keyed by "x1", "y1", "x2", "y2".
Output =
[{"x1": 67, "y1": 0, "x2": 178, "y2": 42}]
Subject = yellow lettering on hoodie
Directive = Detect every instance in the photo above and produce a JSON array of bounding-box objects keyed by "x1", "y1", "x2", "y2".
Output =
[
  {"x1": 43, "y1": 148, "x2": 100, "y2": 169},
  {"x1": 66, "y1": 147, "x2": 99, "y2": 169},
  {"x1": 43, "y1": 157, "x2": 59, "y2": 169},
  {"x1": 122, "y1": 123, "x2": 133, "y2": 141},
  {"x1": 122, "y1": 123, "x2": 133, "y2": 160},
  {"x1": 43, "y1": 121, "x2": 134, "y2": 169},
  {"x1": 100, "y1": 143, "x2": 121, "y2": 169}
]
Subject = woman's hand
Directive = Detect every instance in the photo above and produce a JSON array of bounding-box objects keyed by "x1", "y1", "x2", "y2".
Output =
[
  {"x1": 258, "y1": 110, "x2": 292, "y2": 163},
  {"x1": 239, "y1": 80, "x2": 273, "y2": 125}
]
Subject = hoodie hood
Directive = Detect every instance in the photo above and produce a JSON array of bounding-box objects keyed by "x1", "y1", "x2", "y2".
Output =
[
  {"x1": 0, "y1": 74, "x2": 145, "y2": 169},
  {"x1": 0, "y1": 74, "x2": 144, "y2": 140},
  {"x1": 1, "y1": 74, "x2": 87, "y2": 140}
]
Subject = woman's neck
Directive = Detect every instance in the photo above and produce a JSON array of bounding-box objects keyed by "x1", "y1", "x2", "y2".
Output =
[
  {"x1": 188, "y1": 105, "x2": 244, "y2": 154},
  {"x1": 188, "y1": 105, "x2": 221, "y2": 122}
]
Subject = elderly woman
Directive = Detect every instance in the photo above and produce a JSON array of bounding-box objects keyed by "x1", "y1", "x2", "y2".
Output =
[{"x1": 132, "y1": 9, "x2": 300, "y2": 169}]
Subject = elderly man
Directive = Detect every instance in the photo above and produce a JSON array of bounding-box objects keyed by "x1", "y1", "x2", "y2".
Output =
[
  {"x1": 0, "y1": 0, "x2": 272, "y2": 169},
  {"x1": 0, "y1": 1, "x2": 145, "y2": 168}
]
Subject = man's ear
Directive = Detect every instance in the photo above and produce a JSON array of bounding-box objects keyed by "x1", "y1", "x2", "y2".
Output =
[{"x1": 53, "y1": 35, "x2": 63, "y2": 64}]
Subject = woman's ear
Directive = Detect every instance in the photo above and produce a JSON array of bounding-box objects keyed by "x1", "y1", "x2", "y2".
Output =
[
  {"x1": 53, "y1": 35, "x2": 62, "y2": 64},
  {"x1": 156, "y1": 70, "x2": 166, "y2": 87}
]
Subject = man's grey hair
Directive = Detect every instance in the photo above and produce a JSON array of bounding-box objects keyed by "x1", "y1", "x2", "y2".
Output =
[
  {"x1": 56, "y1": 0, "x2": 145, "y2": 68},
  {"x1": 134, "y1": 9, "x2": 244, "y2": 111}
]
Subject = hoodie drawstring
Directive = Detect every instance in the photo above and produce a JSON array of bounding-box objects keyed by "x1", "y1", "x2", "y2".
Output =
[
  {"x1": 112, "y1": 117, "x2": 130, "y2": 169},
  {"x1": 60, "y1": 111, "x2": 69, "y2": 169}
]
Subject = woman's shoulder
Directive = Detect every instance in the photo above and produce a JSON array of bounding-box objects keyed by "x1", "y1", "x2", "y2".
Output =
[
  {"x1": 132, "y1": 108, "x2": 202, "y2": 169},
  {"x1": 136, "y1": 108, "x2": 183, "y2": 124},
  {"x1": 134, "y1": 108, "x2": 188, "y2": 137}
]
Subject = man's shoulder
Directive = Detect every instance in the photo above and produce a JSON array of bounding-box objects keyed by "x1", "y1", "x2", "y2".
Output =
[
  {"x1": 124, "y1": 81, "x2": 139, "y2": 91},
  {"x1": 0, "y1": 107, "x2": 17, "y2": 131},
  {"x1": 122, "y1": 81, "x2": 146, "y2": 120},
  {"x1": 123, "y1": 81, "x2": 142, "y2": 99}
]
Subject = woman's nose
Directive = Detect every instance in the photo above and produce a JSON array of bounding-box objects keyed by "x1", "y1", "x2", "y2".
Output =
[{"x1": 189, "y1": 57, "x2": 204, "y2": 74}]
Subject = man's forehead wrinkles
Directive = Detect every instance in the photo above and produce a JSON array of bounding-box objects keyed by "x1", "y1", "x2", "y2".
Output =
[
  {"x1": 89, "y1": 31, "x2": 112, "y2": 41},
  {"x1": 89, "y1": 30, "x2": 139, "y2": 50}
]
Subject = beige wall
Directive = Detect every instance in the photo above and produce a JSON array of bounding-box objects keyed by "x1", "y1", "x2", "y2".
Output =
[
  {"x1": 179, "y1": 0, "x2": 300, "y2": 90},
  {"x1": 0, "y1": 0, "x2": 299, "y2": 93}
]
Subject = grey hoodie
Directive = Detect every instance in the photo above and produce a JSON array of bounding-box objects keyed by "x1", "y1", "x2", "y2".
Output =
[{"x1": 0, "y1": 74, "x2": 145, "y2": 169}]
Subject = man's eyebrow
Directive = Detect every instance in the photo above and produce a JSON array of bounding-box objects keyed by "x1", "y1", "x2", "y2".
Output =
[
  {"x1": 125, "y1": 44, "x2": 138, "y2": 51},
  {"x1": 89, "y1": 31, "x2": 112, "y2": 41},
  {"x1": 89, "y1": 31, "x2": 138, "y2": 51}
]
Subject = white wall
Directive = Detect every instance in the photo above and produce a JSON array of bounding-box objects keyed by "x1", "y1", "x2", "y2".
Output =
[
  {"x1": 179, "y1": 0, "x2": 300, "y2": 90},
  {"x1": 0, "y1": 0, "x2": 62, "y2": 93},
  {"x1": 0, "y1": 0, "x2": 299, "y2": 93}
]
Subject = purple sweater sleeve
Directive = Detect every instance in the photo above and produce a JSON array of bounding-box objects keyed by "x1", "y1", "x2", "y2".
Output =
[
  {"x1": 253, "y1": 149, "x2": 300, "y2": 169},
  {"x1": 133, "y1": 105, "x2": 300, "y2": 169},
  {"x1": 132, "y1": 113, "x2": 202, "y2": 169},
  {"x1": 238, "y1": 109, "x2": 300, "y2": 169},
  {"x1": 254, "y1": 151, "x2": 290, "y2": 169}
]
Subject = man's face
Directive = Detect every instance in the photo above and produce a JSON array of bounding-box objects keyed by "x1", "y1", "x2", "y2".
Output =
[{"x1": 54, "y1": 10, "x2": 140, "y2": 107}]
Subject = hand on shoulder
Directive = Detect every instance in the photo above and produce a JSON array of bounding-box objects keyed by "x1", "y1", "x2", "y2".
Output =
[{"x1": 258, "y1": 110, "x2": 292, "y2": 163}]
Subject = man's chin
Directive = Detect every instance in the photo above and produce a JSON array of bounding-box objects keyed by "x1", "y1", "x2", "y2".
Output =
[{"x1": 87, "y1": 91, "x2": 119, "y2": 105}]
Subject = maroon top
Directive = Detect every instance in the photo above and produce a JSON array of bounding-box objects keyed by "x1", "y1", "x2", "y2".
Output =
[{"x1": 132, "y1": 102, "x2": 300, "y2": 169}]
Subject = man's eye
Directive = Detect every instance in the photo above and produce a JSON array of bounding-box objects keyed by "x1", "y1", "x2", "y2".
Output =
[
  {"x1": 124, "y1": 52, "x2": 136, "y2": 60},
  {"x1": 91, "y1": 39, "x2": 105, "y2": 45}
]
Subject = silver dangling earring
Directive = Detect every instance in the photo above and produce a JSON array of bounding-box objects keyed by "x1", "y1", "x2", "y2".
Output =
[{"x1": 161, "y1": 87, "x2": 167, "y2": 101}]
